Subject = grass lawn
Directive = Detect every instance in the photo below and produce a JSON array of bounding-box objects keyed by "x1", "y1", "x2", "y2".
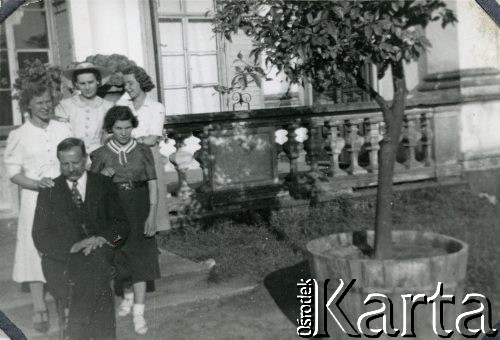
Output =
[{"x1": 159, "y1": 183, "x2": 499, "y2": 309}]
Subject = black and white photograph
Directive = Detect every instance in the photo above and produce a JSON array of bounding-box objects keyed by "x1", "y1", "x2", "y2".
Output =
[{"x1": 0, "y1": 0, "x2": 499, "y2": 338}]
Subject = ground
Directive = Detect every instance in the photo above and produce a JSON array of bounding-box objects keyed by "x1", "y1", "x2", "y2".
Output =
[{"x1": 119, "y1": 287, "x2": 301, "y2": 340}]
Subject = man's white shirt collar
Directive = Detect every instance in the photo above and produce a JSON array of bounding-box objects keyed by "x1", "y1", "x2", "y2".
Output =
[{"x1": 66, "y1": 171, "x2": 87, "y2": 201}]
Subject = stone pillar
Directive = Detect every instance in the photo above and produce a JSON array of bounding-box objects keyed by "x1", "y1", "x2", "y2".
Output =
[{"x1": 416, "y1": 0, "x2": 500, "y2": 173}]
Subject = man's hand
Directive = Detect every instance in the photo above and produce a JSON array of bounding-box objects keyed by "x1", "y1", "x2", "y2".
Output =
[
  {"x1": 70, "y1": 237, "x2": 96, "y2": 254},
  {"x1": 100, "y1": 167, "x2": 115, "y2": 177},
  {"x1": 37, "y1": 177, "x2": 54, "y2": 189},
  {"x1": 70, "y1": 236, "x2": 111, "y2": 256}
]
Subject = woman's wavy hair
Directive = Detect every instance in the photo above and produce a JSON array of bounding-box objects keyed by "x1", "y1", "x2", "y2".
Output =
[
  {"x1": 122, "y1": 65, "x2": 155, "y2": 93},
  {"x1": 104, "y1": 106, "x2": 139, "y2": 133},
  {"x1": 18, "y1": 82, "x2": 53, "y2": 115}
]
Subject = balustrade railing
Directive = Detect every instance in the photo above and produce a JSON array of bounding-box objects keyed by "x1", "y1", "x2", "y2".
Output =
[{"x1": 161, "y1": 104, "x2": 450, "y2": 222}]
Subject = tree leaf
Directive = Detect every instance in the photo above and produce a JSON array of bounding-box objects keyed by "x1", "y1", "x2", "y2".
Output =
[
  {"x1": 307, "y1": 13, "x2": 314, "y2": 25},
  {"x1": 333, "y1": 6, "x2": 344, "y2": 19},
  {"x1": 250, "y1": 73, "x2": 262, "y2": 88}
]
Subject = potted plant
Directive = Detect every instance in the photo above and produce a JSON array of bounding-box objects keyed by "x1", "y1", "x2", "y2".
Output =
[{"x1": 212, "y1": 1, "x2": 476, "y2": 338}]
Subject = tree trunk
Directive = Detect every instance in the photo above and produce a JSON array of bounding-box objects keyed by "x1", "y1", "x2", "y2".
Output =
[{"x1": 373, "y1": 61, "x2": 407, "y2": 259}]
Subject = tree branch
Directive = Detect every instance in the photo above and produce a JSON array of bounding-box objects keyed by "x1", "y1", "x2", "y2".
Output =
[{"x1": 355, "y1": 74, "x2": 389, "y2": 112}]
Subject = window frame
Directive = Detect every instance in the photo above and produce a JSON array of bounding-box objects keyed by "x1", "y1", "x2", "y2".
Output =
[
  {"x1": 2, "y1": 0, "x2": 56, "y2": 126},
  {"x1": 154, "y1": 0, "x2": 224, "y2": 114}
]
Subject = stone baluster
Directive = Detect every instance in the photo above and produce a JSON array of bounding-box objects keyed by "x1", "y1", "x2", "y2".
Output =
[
  {"x1": 363, "y1": 116, "x2": 383, "y2": 173},
  {"x1": 282, "y1": 119, "x2": 301, "y2": 178},
  {"x1": 168, "y1": 132, "x2": 195, "y2": 202},
  {"x1": 303, "y1": 119, "x2": 321, "y2": 175},
  {"x1": 401, "y1": 113, "x2": 423, "y2": 169},
  {"x1": 344, "y1": 118, "x2": 366, "y2": 175},
  {"x1": 420, "y1": 112, "x2": 434, "y2": 167},
  {"x1": 274, "y1": 128, "x2": 287, "y2": 165},
  {"x1": 193, "y1": 125, "x2": 212, "y2": 193},
  {"x1": 325, "y1": 119, "x2": 346, "y2": 177}
]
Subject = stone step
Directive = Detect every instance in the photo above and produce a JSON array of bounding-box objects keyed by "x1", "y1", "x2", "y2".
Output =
[
  {"x1": 1, "y1": 278, "x2": 258, "y2": 339},
  {"x1": 0, "y1": 246, "x2": 215, "y2": 338},
  {"x1": 0, "y1": 248, "x2": 210, "y2": 312}
]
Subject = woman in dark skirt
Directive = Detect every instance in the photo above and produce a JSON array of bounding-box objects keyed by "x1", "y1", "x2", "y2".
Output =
[{"x1": 90, "y1": 106, "x2": 159, "y2": 335}]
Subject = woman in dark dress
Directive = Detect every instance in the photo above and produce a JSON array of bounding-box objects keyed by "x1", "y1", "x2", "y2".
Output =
[{"x1": 90, "y1": 106, "x2": 159, "y2": 335}]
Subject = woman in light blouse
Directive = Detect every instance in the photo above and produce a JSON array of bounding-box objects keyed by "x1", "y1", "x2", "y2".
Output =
[
  {"x1": 55, "y1": 62, "x2": 113, "y2": 154},
  {"x1": 118, "y1": 65, "x2": 171, "y2": 231}
]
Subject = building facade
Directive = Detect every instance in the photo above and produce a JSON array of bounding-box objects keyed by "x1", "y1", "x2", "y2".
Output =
[{"x1": 0, "y1": 0, "x2": 499, "y2": 219}]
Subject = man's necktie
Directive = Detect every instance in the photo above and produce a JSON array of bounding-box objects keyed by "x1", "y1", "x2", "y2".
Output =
[{"x1": 71, "y1": 180, "x2": 83, "y2": 209}]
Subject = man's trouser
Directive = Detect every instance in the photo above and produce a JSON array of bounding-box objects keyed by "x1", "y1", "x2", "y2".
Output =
[{"x1": 42, "y1": 246, "x2": 115, "y2": 340}]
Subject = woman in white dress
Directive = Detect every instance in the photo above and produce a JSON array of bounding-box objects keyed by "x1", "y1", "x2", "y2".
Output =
[
  {"x1": 55, "y1": 62, "x2": 113, "y2": 154},
  {"x1": 4, "y1": 83, "x2": 71, "y2": 333}
]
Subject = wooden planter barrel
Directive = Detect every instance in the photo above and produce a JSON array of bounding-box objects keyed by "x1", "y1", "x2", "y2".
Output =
[{"x1": 306, "y1": 230, "x2": 469, "y2": 339}]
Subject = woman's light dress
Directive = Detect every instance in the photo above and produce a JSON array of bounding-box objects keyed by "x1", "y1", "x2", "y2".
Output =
[{"x1": 4, "y1": 119, "x2": 71, "y2": 282}]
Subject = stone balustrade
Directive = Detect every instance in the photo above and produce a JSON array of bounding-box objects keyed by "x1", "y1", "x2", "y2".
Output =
[{"x1": 161, "y1": 103, "x2": 453, "y2": 222}]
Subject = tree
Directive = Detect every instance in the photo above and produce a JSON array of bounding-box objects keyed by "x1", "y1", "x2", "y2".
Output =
[{"x1": 213, "y1": 0, "x2": 457, "y2": 258}]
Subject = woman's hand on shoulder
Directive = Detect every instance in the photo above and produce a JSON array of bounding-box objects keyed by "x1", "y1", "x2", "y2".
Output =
[
  {"x1": 37, "y1": 177, "x2": 55, "y2": 189},
  {"x1": 100, "y1": 167, "x2": 116, "y2": 177},
  {"x1": 138, "y1": 135, "x2": 160, "y2": 146}
]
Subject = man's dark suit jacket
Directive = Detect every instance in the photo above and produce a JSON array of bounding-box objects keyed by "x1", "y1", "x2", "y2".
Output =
[
  {"x1": 32, "y1": 172, "x2": 130, "y2": 339},
  {"x1": 33, "y1": 172, "x2": 129, "y2": 262}
]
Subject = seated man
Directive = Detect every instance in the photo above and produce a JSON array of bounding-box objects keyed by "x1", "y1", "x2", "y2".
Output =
[{"x1": 33, "y1": 138, "x2": 130, "y2": 339}]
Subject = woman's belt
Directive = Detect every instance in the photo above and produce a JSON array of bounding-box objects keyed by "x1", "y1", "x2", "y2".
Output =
[{"x1": 115, "y1": 181, "x2": 147, "y2": 191}]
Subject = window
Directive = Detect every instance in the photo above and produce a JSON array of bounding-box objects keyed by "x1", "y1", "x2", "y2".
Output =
[
  {"x1": 157, "y1": 0, "x2": 221, "y2": 115},
  {"x1": 0, "y1": 0, "x2": 54, "y2": 126},
  {"x1": 314, "y1": 64, "x2": 375, "y2": 105}
]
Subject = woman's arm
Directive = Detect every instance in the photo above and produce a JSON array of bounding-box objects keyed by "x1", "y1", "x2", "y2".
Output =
[
  {"x1": 144, "y1": 179, "x2": 158, "y2": 236},
  {"x1": 10, "y1": 173, "x2": 54, "y2": 191},
  {"x1": 138, "y1": 102, "x2": 166, "y2": 147}
]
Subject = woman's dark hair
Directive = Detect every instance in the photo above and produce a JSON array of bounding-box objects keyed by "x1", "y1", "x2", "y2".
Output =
[
  {"x1": 18, "y1": 82, "x2": 52, "y2": 114},
  {"x1": 57, "y1": 138, "x2": 87, "y2": 158},
  {"x1": 72, "y1": 69, "x2": 102, "y2": 85},
  {"x1": 104, "y1": 106, "x2": 139, "y2": 133},
  {"x1": 122, "y1": 65, "x2": 155, "y2": 93}
]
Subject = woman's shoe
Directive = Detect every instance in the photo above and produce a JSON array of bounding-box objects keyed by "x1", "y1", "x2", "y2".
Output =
[
  {"x1": 117, "y1": 298, "x2": 133, "y2": 317},
  {"x1": 133, "y1": 314, "x2": 148, "y2": 335},
  {"x1": 33, "y1": 310, "x2": 50, "y2": 333},
  {"x1": 133, "y1": 304, "x2": 148, "y2": 335},
  {"x1": 117, "y1": 292, "x2": 134, "y2": 317}
]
